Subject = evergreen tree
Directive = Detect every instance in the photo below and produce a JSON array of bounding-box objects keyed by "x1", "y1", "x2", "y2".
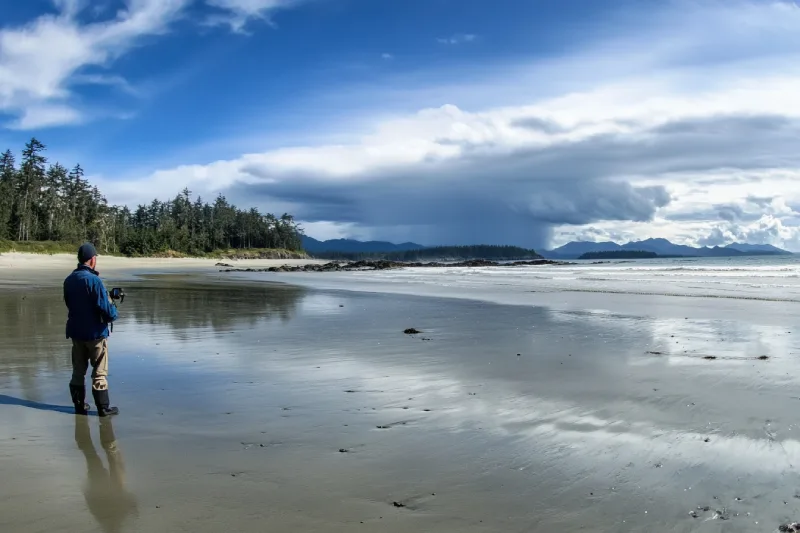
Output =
[
  {"x1": 0, "y1": 149, "x2": 16, "y2": 240},
  {"x1": 0, "y1": 138, "x2": 305, "y2": 256},
  {"x1": 16, "y1": 138, "x2": 47, "y2": 241}
]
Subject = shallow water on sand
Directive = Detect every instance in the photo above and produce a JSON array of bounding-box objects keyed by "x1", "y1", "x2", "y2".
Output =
[{"x1": 2, "y1": 278, "x2": 800, "y2": 532}]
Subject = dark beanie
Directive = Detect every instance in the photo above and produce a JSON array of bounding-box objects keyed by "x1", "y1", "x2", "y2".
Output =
[{"x1": 78, "y1": 242, "x2": 97, "y2": 263}]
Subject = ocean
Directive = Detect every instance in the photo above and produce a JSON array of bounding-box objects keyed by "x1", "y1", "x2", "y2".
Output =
[{"x1": 228, "y1": 255, "x2": 800, "y2": 311}]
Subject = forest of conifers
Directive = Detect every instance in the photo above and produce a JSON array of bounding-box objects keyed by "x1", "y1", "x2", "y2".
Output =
[{"x1": 0, "y1": 138, "x2": 303, "y2": 256}]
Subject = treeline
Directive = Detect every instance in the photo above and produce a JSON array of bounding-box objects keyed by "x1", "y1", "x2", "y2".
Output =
[
  {"x1": 313, "y1": 245, "x2": 541, "y2": 261},
  {"x1": 0, "y1": 138, "x2": 303, "y2": 256}
]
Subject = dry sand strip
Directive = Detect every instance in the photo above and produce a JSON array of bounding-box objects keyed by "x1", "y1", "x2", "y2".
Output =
[{"x1": 0, "y1": 252, "x2": 325, "y2": 287}]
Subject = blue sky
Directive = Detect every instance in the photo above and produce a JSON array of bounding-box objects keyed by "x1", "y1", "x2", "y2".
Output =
[
  {"x1": 2, "y1": 0, "x2": 800, "y2": 249},
  {"x1": 1, "y1": 0, "x2": 626, "y2": 166}
]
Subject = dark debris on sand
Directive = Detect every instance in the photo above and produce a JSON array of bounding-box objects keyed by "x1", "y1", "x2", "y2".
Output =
[
  {"x1": 690, "y1": 506, "x2": 729, "y2": 521},
  {"x1": 781, "y1": 523, "x2": 800, "y2": 532},
  {"x1": 404, "y1": 328, "x2": 421, "y2": 335}
]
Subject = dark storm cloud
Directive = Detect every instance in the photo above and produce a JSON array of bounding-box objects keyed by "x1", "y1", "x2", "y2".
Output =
[
  {"x1": 717, "y1": 204, "x2": 746, "y2": 222},
  {"x1": 666, "y1": 200, "x2": 785, "y2": 225},
  {"x1": 650, "y1": 114, "x2": 792, "y2": 136},
  {"x1": 698, "y1": 226, "x2": 730, "y2": 247},
  {"x1": 695, "y1": 175, "x2": 764, "y2": 187},
  {"x1": 746, "y1": 195, "x2": 777, "y2": 207},
  {"x1": 511, "y1": 117, "x2": 568, "y2": 135},
  {"x1": 665, "y1": 204, "x2": 746, "y2": 222},
  {"x1": 236, "y1": 143, "x2": 671, "y2": 247},
  {"x1": 228, "y1": 112, "x2": 800, "y2": 246},
  {"x1": 669, "y1": 203, "x2": 761, "y2": 223}
]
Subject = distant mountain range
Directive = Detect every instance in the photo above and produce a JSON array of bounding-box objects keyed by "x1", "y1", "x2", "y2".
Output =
[
  {"x1": 540, "y1": 238, "x2": 792, "y2": 260},
  {"x1": 300, "y1": 235, "x2": 793, "y2": 260},
  {"x1": 301, "y1": 236, "x2": 425, "y2": 254}
]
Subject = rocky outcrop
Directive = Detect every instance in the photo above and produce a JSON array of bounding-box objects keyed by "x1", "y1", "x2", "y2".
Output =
[{"x1": 219, "y1": 258, "x2": 565, "y2": 273}]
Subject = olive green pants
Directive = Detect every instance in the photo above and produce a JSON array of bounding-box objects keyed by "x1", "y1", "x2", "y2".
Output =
[{"x1": 70, "y1": 338, "x2": 109, "y2": 391}]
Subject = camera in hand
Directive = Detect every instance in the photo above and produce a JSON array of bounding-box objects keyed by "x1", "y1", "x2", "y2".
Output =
[{"x1": 109, "y1": 288, "x2": 125, "y2": 303}]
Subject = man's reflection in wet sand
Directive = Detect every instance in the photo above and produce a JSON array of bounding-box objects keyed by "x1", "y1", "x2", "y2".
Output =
[{"x1": 74, "y1": 416, "x2": 138, "y2": 533}]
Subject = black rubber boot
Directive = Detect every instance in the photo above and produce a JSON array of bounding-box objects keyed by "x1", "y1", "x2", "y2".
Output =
[
  {"x1": 70, "y1": 384, "x2": 91, "y2": 415},
  {"x1": 92, "y1": 388, "x2": 119, "y2": 417}
]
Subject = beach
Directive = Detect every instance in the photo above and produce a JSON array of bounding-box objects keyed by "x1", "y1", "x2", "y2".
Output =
[
  {"x1": 2, "y1": 254, "x2": 800, "y2": 532},
  {"x1": 0, "y1": 252, "x2": 325, "y2": 287}
]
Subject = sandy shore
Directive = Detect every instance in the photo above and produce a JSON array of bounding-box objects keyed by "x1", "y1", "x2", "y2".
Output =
[
  {"x1": 3, "y1": 255, "x2": 800, "y2": 532},
  {"x1": 0, "y1": 252, "x2": 324, "y2": 287}
]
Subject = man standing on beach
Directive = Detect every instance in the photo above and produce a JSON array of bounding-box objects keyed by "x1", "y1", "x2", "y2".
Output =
[{"x1": 64, "y1": 243, "x2": 120, "y2": 417}]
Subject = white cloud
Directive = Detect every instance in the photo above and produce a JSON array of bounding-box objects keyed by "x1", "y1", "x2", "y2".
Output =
[
  {"x1": 550, "y1": 225, "x2": 640, "y2": 247},
  {"x1": 101, "y1": 65, "x2": 800, "y2": 247},
  {"x1": 0, "y1": 0, "x2": 189, "y2": 129},
  {"x1": 70, "y1": 73, "x2": 139, "y2": 95},
  {"x1": 299, "y1": 221, "x2": 368, "y2": 241},
  {"x1": 0, "y1": 0, "x2": 311, "y2": 129},
  {"x1": 8, "y1": 103, "x2": 84, "y2": 130},
  {"x1": 9, "y1": 0, "x2": 800, "y2": 249},
  {"x1": 203, "y1": 0, "x2": 302, "y2": 32},
  {"x1": 548, "y1": 193, "x2": 800, "y2": 252},
  {"x1": 700, "y1": 215, "x2": 800, "y2": 249},
  {"x1": 381, "y1": 53, "x2": 394, "y2": 60},
  {"x1": 437, "y1": 33, "x2": 477, "y2": 45}
]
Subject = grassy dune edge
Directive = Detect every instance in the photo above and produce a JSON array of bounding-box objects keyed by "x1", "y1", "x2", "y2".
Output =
[{"x1": 0, "y1": 240, "x2": 307, "y2": 260}]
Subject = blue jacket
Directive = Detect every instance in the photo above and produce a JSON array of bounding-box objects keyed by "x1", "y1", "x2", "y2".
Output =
[{"x1": 63, "y1": 265, "x2": 118, "y2": 341}]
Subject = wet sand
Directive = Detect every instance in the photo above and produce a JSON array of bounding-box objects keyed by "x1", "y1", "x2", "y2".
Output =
[{"x1": 3, "y1": 260, "x2": 800, "y2": 531}]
